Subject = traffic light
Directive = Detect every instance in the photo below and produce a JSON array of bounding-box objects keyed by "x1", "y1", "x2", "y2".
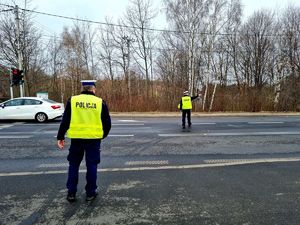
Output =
[{"x1": 11, "y1": 68, "x2": 24, "y2": 86}]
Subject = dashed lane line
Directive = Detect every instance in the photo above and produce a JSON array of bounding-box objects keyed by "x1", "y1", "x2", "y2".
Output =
[
  {"x1": 248, "y1": 122, "x2": 284, "y2": 124},
  {"x1": 38, "y1": 161, "x2": 168, "y2": 168},
  {"x1": 1, "y1": 157, "x2": 300, "y2": 177},
  {"x1": 125, "y1": 160, "x2": 169, "y2": 166},
  {"x1": 227, "y1": 124, "x2": 243, "y2": 127},
  {"x1": 117, "y1": 120, "x2": 142, "y2": 122},
  {"x1": 108, "y1": 134, "x2": 135, "y2": 137},
  {"x1": 191, "y1": 123, "x2": 216, "y2": 125},
  {"x1": 158, "y1": 131, "x2": 300, "y2": 137},
  {"x1": 0, "y1": 125, "x2": 14, "y2": 129},
  {"x1": 53, "y1": 134, "x2": 135, "y2": 138},
  {"x1": 204, "y1": 157, "x2": 300, "y2": 164},
  {"x1": 0, "y1": 135, "x2": 32, "y2": 138},
  {"x1": 1, "y1": 131, "x2": 56, "y2": 134},
  {"x1": 38, "y1": 163, "x2": 69, "y2": 168},
  {"x1": 113, "y1": 123, "x2": 145, "y2": 126},
  {"x1": 38, "y1": 163, "x2": 86, "y2": 168}
]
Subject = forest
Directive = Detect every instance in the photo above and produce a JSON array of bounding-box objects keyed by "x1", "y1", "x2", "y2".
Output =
[{"x1": 0, "y1": 0, "x2": 300, "y2": 112}]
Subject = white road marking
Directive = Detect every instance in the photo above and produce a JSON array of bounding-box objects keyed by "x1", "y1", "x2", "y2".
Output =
[
  {"x1": 158, "y1": 131, "x2": 300, "y2": 137},
  {"x1": 42, "y1": 131, "x2": 57, "y2": 134},
  {"x1": 118, "y1": 120, "x2": 142, "y2": 122},
  {"x1": 0, "y1": 131, "x2": 56, "y2": 134},
  {"x1": 125, "y1": 160, "x2": 169, "y2": 166},
  {"x1": 192, "y1": 123, "x2": 216, "y2": 125},
  {"x1": 0, "y1": 171, "x2": 68, "y2": 176},
  {"x1": 113, "y1": 123, "x2": 145, "y2": 126},
  {"x1": 109, "y1": 134, "x2": 134, "y2": 137},
  {"x1": 7, "y1": 123, "x2": 57, "y2": 126},
  {"x1": 0, "y1": 125, "x2": 14, "y2": 129},
  {"x1": 1, "y1": 157, "x2": 300, "y2": 177},
  {"x1": 248, "y1": 122, "x2": 284, "y2": 124},
  {"x1": 112, "y1": 126, "x2": 152, "y2": 130},
  {"x1": 227, "y1": 124, "x2": 243, "y2": 127},
  {"x1": 204, "y1": 158, "x2": 300, "y2": 164},
  {"x1": 54, "y1": 134, "x2": 135, "y2": 138},
  {"x1": 38, "y1": 163, "x2": 86, "y2": 168},
  {"x1": 38, "y1": 163, "x2": 69, "y2": 168},
  {"x1": 0, "y1": 135, "x2": 32, "y2": 138}
]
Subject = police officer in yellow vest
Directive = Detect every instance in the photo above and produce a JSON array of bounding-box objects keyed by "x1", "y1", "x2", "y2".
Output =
[
  {"x1": 178, "y1": 90, "x2": 199, "y2": 129},
  {"x1": 57, "y1": 80, "x2": 111, "y2": 202}
]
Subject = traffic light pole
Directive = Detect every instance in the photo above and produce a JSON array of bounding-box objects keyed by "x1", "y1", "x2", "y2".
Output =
[
  {"x1": 9, "y1": 69, "x2": 13, "y2": 99},
  {"x1": 14, "y1": 5, "x2": 24, "y2": 97}
]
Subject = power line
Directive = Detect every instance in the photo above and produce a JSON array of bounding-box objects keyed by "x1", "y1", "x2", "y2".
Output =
[
  {"x1": 1, "y1": 3, "x2": 296, "y2": 38},
  {"x1": 0, "y1": 9, "x2": 13, "y2": 12},
  {"x1": 0, "y1": 3, "x2": 274, "y2": 37},
  {"x1": 22, "y1": 6, "x2": 172, "y2": 33}
]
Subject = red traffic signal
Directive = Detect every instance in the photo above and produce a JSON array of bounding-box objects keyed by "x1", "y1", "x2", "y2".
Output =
[
  {"x1": 11, "y1": 68, "x2": 24, "y2": 86},
  {"x1": 12, "y1": 68, "x2": 19, "y2": 75}
]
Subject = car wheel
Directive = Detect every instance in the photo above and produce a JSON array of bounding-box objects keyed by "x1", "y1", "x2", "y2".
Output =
[{"x1": 35, "y1": 112, "x2": 48, "y2": 123}]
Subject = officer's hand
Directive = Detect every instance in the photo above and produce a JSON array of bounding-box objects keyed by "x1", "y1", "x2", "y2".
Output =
[{"x1": 57, "y1": 140, "x2": 65, "y2": 150}]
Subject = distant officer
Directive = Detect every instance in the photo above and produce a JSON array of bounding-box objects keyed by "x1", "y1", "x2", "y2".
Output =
[
  {"x1": 178, "y1": 90, "x2": 199, "y2": 129},
  {"x1": 57, "y1": 80, "x2": 111, "y2": 202}
]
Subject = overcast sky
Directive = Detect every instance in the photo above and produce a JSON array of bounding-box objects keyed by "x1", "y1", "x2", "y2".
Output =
[{"x1": 7, "y1": 0, "x2": 300, "y2": 34}]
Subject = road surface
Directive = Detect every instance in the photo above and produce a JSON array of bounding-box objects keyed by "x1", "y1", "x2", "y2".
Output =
[{"x1": 1, "y1": 115, "x2": 300, "y2": 225}]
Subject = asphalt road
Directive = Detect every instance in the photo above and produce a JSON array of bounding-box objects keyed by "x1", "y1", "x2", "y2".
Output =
[{"x1": 1, "y1": 115, "x2": 300, "y2": 225}]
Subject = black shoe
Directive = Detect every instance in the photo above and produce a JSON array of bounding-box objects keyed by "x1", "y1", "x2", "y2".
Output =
[
  {"x1": 188, "y1": 124, "x2": 191, "y2": 128},
  {"x1": 86, "y1": 192, "x2": 98, "y2": 202},
  {"x1": 182, "y1": 126, "x2": 185, "y2": 129},
  {"x1": 66, "y1": 193, "x2": 76, "y2": 203}
]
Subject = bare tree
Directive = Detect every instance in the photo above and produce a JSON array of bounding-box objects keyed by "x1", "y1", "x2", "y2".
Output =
[
  {"x1": 98, "y1": 20, "x2": 117, "y2": 86},
  {"x1": 238, "y1": 10, "x2": 276, "y2": 111},
  {"x1": 45, "y1": 35, "x2": 65, "y2": 102},
  {"x1": 125, "y1": 0, "x2": 156, "y2": 100},
  {"x1": 239, "y1": 11, "x2": 275, "y2": 87},
  {"x1": 0, "y1": 1, "x2": 46, "y2": 96},
  {"x1": 59, "y1": 21, "x2": 96, "y2": 95},
  {"x1": 276, "y1": 5, "x2": 300, "y2": 110}
]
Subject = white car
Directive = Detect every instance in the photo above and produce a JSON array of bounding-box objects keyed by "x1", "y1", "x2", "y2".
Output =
[{"x1": 0, "y1": 97, "x2": 64, "y2": 123}]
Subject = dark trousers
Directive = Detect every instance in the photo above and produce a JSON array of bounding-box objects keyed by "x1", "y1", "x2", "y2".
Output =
[
  {"x1": 67, "y1": 139, "x2": 101, "y2": 196},
  {"x1": 182, "y1": 109, "x2": 191, "y2": 127}
]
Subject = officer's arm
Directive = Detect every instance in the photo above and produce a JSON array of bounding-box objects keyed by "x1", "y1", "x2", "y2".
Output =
[
  {"x1": 101, "y1": 101, "x2": 111, "y2": 139},
  {"x1": 180, "y1": 99, "x2": 182, "y2": 110},
  {"x1": 191, "y1": 95, "x2": 199, "y2": 101},
  {"x1": 57, "y1": 98, "x2": 71, "y2": 141}
]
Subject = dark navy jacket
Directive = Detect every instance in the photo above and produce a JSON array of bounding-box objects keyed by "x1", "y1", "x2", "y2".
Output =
[{"x1": 57, "y1": 91, "x2": 111, "y2": 140}]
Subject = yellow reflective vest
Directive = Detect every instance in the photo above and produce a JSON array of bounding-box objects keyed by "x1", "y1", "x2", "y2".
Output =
[
  {"x1": 181, "y1": 96, "x2": 192, "y2": 110},
  {"x1": 67, "y1": 94, "x2": 104, "y2": 139}
]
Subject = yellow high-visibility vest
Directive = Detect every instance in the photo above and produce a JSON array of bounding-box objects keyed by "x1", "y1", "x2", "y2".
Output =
[
  {"x1": 67, "y1": 94, "x2": 103, "y2": 139},
  {"x1": 182, "y1": 96, "x2": 192, "y2": 110}
]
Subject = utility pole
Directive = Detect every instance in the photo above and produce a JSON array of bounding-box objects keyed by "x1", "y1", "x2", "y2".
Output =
[{"x1": 14, "y1": 5, "x2": 24, "y2": 97}]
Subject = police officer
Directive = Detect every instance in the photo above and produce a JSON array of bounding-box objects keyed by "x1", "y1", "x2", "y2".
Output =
[
  {"x1": 178, "y1": 90, "x2": 199, "y2": 129},
  {"x1": 57, "y1": 80, "x2": 111, "y2": 202}
]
